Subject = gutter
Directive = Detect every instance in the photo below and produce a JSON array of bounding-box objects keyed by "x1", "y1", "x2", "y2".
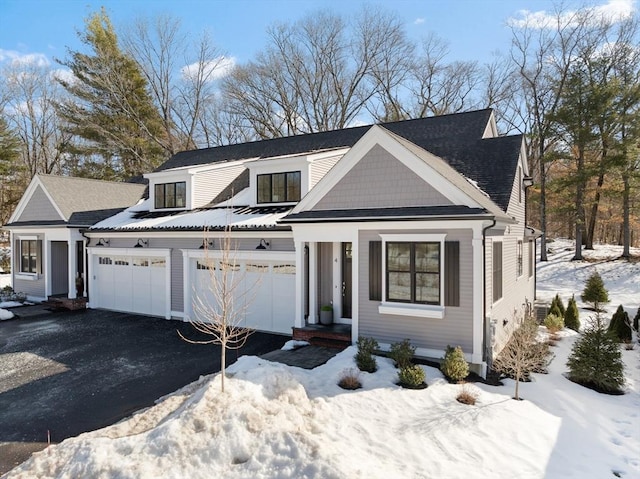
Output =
[{"x1": 280, "y1": 214, "x2": 497, "y2": 224}]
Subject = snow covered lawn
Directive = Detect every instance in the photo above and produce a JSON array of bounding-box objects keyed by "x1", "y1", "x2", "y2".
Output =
[{"x1": 4, "y1": 241, "x2": 640, "y2": 478}]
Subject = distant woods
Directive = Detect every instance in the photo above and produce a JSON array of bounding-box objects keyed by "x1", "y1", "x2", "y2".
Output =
[{"x1": 0, "y1": 4, "x2": 638, "y2": 254}]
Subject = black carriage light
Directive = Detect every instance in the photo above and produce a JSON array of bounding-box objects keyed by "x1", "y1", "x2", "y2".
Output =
[
  {"x1": 256, "y1": 239, "x2": 270, "y2": 250},
  {"x1": 199, "y1": 239, "x2": 214, "y2": 249},
  {"x1": 134, "y1": 238, "x2": 148, "y2": 248},
  {"x1": 96, "y1": 238, "x2": 109, "y2": 247}
]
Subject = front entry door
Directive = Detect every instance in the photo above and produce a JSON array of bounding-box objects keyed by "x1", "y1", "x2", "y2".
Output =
[{"x1": 342, "y1": 242, "x2": 352, "y2": 319}]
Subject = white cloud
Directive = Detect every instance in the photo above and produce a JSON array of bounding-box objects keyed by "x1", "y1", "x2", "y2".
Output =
[
  {"x1": 180, "y1": 56, "x2": 236, "y2": 82},
  {"x1": 50, "y1": 68, "x2": 75, "y2": 84},
  {"x1": 0, "y1": 49, "x2": 50, "y2": 67},
  {"x1": 414, "y1": 18, "x2": 425, "y2": 25},
  {"x1": 508, "y1": 0, "x2": 635, "y2": 28}
]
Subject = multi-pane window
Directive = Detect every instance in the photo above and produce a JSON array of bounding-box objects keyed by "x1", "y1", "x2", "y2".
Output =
[
  {"x1": 493, "y1": 242, "x2": 503, "y2": 303},
  {"x1": 386, "y1": 242, "x2": 440, "y2": 305},
  {"x1": 257, "y1": 171, "x2": 301, "y2": 203},
  {"x1": 155, "y1": 182, "x2": 186, "y2": 209},
  {"x1": 20, "y1": 240, "x2": 38, "y2": 274},
  {"x1": 529, "y1": 240, "x2": 534, "y2": 278},
  {"x1": 517, "y1": 240, "x2": 523, "y2": 277}
]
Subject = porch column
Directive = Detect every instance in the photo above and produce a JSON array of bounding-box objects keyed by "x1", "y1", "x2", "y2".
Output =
[
  {"x1": 45, "y1": 240, "x2": 52, "y2": 297},
  {"x1": 68, "y1": 240, "x2": 77, "y2": 299},
  {"x1": 294, "y1": 240, "x2": 305, "y2": 328},
  {"x1": 308, "y1": 242, "x2": 317, "y2": 324}
]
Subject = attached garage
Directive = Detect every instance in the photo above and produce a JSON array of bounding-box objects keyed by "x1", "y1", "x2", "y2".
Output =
[
  {"x1": 89, "y1": 248, "x2": 171, "y2": 318},
  {"x1": 186, "y1": 251, "x2": 296, "y2": 334}
]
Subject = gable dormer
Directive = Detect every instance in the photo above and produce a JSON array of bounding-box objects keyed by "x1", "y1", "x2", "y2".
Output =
[{"x1": 245, "y1": 148, "x2": 348, "y2": 207}]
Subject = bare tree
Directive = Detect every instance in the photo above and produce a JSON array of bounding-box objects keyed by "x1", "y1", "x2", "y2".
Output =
[
  {"x1": 1, "y1": 62, "x2": 71, "y2": 179},
  {"x1": 492, "y1": 310, "x2": 552, "y2": 400},
  {"x1": 179, "y1": 225, "x2": 259, "y2": 393},
  {"x1": 408, "y1": 34, "x2": 482, "y2": 118},
  {"x1": 123, "y1": 14, "x2": 234, "y2": 151}
]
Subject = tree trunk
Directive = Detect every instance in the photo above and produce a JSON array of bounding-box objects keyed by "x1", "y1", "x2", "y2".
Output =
[
  {"x1": 622, "y1": 170, "x2": 630, "y2": 258},
  {"x1": 221, "y1": 335, "x2": 226, "y2": 393},
  {"x1": 586, "y1": 168, "x2": 606, "y2": 250},
  {"x1": 539, "y1": 149, "x2": 548, "y2": 262},
  {"x1": 514, "y1": 372, "x2": 520, "y2": 400}
]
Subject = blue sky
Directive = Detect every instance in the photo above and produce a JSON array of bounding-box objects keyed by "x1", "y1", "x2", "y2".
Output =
[{"x1": 0, "y1": 0, "x2": 635, "y2": 71}]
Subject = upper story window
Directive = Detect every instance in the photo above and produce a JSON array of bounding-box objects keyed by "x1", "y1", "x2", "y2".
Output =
[
  {"x1": 257, "y1": 171, "x2": 301, "y2": 203},
  {"x1": 155, "y1": 182, "x2": 186, "y2": 209}
]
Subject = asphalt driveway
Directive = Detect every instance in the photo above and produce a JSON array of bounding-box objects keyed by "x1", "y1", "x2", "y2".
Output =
[{"x1": 0, "y1": 309, "x2": 286, "y2": 474}]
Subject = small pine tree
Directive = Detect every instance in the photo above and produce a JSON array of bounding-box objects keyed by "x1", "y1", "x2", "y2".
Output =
[
  {"x1": 544, "y1": 313, "x2": 564, "y2": 333},
  {"x1": 564, "y1": 295, "x2": 580, "y2": 332},
  {"x1": 389, "y1": 339, "x2": 416, "y2": 369},
  {"x1": 548, "y1": 303, "x2": 562, "y2": 319},
  {"x1": 440, "y1": 345, "x2": 469, "y2": 383},
  {"x1": 567, "y1": 313, "x2": 625, "y2": 394},
  {"x1": 581, "y1": 271, "x2": 609, "y2": 311},
  {"x1": 608, "y1": 305, "x2": 632, "y2": 342},
  {"x1": 633, "y1": 307, "x2": 640, "y2": 332},
  {"x1": 398, "y1": 364, "x2": 426, "y2": 388},
  {"x1": 550, "y1": 294, "x2": 566, "y2": 317},
  {"x1": 355, "y1": 337, "x2": 378, "y2": 373}
]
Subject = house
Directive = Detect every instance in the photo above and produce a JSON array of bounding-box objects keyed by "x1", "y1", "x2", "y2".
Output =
[
  {"x1": 4, "y1": 109, "x2": 537, "y2": 376},
  {"x1": 4, "y1": 175, "x2": 146, "y2": 302}
]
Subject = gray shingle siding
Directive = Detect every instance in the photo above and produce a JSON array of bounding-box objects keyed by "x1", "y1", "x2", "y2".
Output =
[
  {"x1": 313, "y1": 144, "x2": 452, "y2": 211},
  {"x1": 16, "y1": 186, "x2": 62, "y2": 223}
]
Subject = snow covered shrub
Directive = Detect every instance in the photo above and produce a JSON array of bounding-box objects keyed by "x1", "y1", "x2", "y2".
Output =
[
  {"x1": 389, "y1": 339, "x2": 415, "y2": 369},
  {"x1": 581, "y1": 271, "x2": 609, "y2": 311},
  {"x1": 608, "y1": 305, "x2": 632, "y2": 342},
  {"x1": 355, "y1": 337, "x2": 378, "y2": 373},
  {"x1": 0, "y1": 248, "x2": 10, "y2": 273},
  {"x1": 564, "y1": 295, "x2": 580, "y2": 331},
  {"x1": 550, "y1": 294, "x2": 566, "y2": 317},
  {"x1": 398, "y1": 364, "x2": 426, "y2": 389},
  {"x1": 338, "y1": 368, "x2": 362, "y2": 390},
  {"x1": 456, "y1": 384, "x2": 478, "y2": 405},
  {"x1": 440, "y1": 345, "x2": 469, "y2": 383},
  {"x1": 567, "y1": 313, "x2": 625, "y2": 394},
  {"x1": 544, "y1": 313, "x2": 564, "y2": 333}
]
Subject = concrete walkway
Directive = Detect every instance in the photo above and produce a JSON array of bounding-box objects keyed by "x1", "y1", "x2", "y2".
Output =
[{"x1": 262, "y1": 345, "x2": 342, "y2": 369}]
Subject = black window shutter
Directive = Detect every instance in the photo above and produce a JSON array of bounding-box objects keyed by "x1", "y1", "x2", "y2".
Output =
[
  {"x1": 36, "y1": 239, "x2": 43, "y2": 275},
  {"x1": 369, "y1": 241, "x2": 382, "y2": 301},
  {"x1": 445, "y1": 241, "x2": 460, "y2": 307}
]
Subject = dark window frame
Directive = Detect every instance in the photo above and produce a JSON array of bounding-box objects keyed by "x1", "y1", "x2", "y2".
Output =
[
  {"x1": 386, "y1": 241, "x2": 441, "y2": 305},
  {"x1": 256, "y1": 171, "x2": 301, "y2": 203},
  {"x1": 155, "y1": 181, "x2": 186, "y2": 209},
  {"x1": 493, "y1": 241, "x2": 503, "y2": 303},
  {"x1": 20, "y1": 239, "x2": 38, "y2": 274},
  {"x1": 529, "y1": 239, "x2": 534, "y2": 278},
  {"x1": 517, "y1": 240, "x2": 523, "y2": 278}
]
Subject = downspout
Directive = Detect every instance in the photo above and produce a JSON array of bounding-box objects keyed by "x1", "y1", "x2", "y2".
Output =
[{"x1": 482, "y1": 218, "x2": 497, "y2": 369}]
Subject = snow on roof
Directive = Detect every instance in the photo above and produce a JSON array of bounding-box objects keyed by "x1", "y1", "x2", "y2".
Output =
[{"x1": 90, "y1": 189, "x2": 291, "y2": 232}]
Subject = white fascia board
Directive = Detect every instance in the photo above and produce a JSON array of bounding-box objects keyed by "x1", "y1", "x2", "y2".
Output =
[
  {"x1": 519, "y1": 140, "x2": 530, "y2": 177},
  {"x1": 8, "y1": 175, "x2": 66, "y2": 223},
  {"x1": 482, "y1": 111, "x2": 498, "y2": 138}
]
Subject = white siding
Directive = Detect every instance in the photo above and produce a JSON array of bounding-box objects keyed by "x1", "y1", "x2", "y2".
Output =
[
  {"x1": 310, "y1": 157, "x2": 340, "y2": 189},
  {"x1": 193, "y1": 165, "x2": 247, "y2": 208}
]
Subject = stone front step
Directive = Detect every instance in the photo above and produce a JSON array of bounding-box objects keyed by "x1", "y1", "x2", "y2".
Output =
[{"x1": 292, "y1": 323, "x2": 352, "y2": 350}]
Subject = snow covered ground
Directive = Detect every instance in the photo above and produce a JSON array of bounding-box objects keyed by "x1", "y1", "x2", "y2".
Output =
[{"x1": 4, "y1": 241, "x2": 640, "y2": 479}]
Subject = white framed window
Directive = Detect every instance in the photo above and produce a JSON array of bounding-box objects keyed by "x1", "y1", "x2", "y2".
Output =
[
  {"x1": 378, "y1": 234, "x2": 446, "y2": 319},
  {"x1": 517, "y1": 240, "x2": 523, "y2": 278}
]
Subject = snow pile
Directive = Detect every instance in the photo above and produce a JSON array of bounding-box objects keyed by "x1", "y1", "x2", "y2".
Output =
[
  {"x1": 280, "y1": 340, "x2": 310, "y2": 351},
  {"x1": 5, "y1": 240, "x2": 640, "y2": 478},
  {"x1": 0, "y1": 308, "x2": 14, "y2": 321}
]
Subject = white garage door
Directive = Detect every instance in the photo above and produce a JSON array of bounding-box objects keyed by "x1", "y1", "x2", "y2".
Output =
[
  {"x1": 93, "y1": 254, "x2": 168, "y2": 317},
  {"x1": 191, "y1": 257, "x2": 295, "y2": 334}
]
